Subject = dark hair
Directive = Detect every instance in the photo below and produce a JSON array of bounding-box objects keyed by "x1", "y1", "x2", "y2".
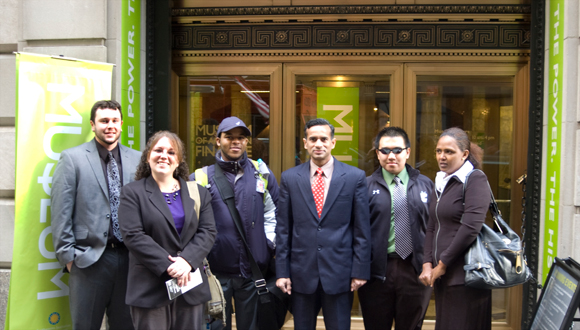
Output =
[
  {"x1": 373, "y1": 126, "x2": 410, "y2": 149},
  {"x1": 135, "y1": 131, "x2": 189, "y2": 181},
  {"x1": 90, "y1": 100, "x2": 123, "y2": 122},
  {"x1": 304, "y1": 118, "x2": 334, "y2": 139},
  {"x1": 439, "y1": 127, "x2": 483, "y2": 170}
]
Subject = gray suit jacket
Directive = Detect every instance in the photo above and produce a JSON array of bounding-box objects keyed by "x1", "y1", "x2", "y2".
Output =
[{"x1": 51, "y1": 139, "x2": 141, "y2": 268}]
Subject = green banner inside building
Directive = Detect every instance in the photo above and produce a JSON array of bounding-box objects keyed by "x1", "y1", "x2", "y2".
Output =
[{"x1": 316, "y1": 87, "x2": 360, "y2": 167}]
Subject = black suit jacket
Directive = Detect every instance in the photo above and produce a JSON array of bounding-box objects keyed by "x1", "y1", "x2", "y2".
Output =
[
  {"x1": 276, "y1": 158, "x2": 371, "y2": 295},
  {"x1": 119, "y1": 176, "x2": 217, "y2": 308},
  {"x1": 366, "y1": 164, "x2": 434, "y2": 277}
]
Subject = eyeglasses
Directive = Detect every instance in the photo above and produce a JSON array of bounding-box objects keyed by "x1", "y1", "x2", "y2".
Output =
[{"x1": 378, "y1": 147, "x2": 407, "y2": 155}]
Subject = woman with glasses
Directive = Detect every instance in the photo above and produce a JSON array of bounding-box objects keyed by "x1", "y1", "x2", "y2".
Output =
[{"x1": 118, "y1": 131, "x2": 217, "y2": 330}]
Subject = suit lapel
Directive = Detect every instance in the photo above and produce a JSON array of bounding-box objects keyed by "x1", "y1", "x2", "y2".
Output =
[
  {"x1": 119, "y1": 144, "x2": 135, "y2": 185},
  {"x1": 179, "y1": 178, "x2": 195, "y2": 246},
  {"x1": 296, "y1": 163, "x2": 319, "y2": 220},
  {"x1": 85, "y1": 141, "x2": 109, "y2": 198},
  {"x1": 320, "y1": 159, "x2": 345, "y2": 220},
  {"x1": 146, "y1": 176, "x2": 179, "y2": 237}
]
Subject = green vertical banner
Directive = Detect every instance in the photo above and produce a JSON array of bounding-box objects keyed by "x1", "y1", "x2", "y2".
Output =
[
  {"x1": 544, "y1": 0, "x2": 564, "y2": 281},
  {"x1": 6, "y1": 53, "x2": 113, "y2": 330},
  {"x1": 317, "y1": 87, "x2": 359, "y2": 167},
  {"x1": 121, "y1": 0, "x2": 141, "y2": 150}
]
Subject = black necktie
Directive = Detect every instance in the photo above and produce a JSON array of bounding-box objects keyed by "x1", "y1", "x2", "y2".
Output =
[{"x1": 107, "y1": 151, "x2": 123, "y2": 242}]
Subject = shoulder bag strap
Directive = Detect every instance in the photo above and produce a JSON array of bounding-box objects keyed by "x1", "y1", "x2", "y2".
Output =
[
  {"x1": 186, "y1": 181, "x2": 201, "y2": 219},
  {"x1": 186, "y1": 181, "x2": 217, "y2": 278},
  {"x1": 462, "y1": 169, "x2": 502, "y2": 232},
  {"x1": 212, "y1": 164, "x2": 269, "y2": 297}
]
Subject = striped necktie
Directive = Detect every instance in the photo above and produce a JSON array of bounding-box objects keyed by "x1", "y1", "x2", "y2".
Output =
[{"x1": 393, "y1": 176, "x2": 413, "y2": 259}]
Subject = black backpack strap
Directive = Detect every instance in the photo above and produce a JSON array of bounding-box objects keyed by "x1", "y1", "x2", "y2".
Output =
[{"x1": 212, "y1": 164, "x2": 270, "y2": 301}]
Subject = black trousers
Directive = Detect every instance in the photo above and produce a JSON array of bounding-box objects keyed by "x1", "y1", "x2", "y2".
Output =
[
  {"x1": 68, "y1": 246, "x2": 133, "y2": 330},
  {"x1": 209, "y1": 274, "x2": 259, "y2": 330},
  {"x1": 434, "y1": 283, "x2": 491, "y2": 330},
  {"x1": 291, "y1": 281, "x2": 353, "y2": 330},
  {"x1": 359, "y1": 256, "x2": 432, "y2": 330}
]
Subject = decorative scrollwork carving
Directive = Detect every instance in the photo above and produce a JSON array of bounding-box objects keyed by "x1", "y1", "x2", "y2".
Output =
[
  {"x1": 336, "y1": 30, "x2": 349, "y2": 42},
  {"x1": 522, "y1": 0, "x2": 543, "y2": 328},
  {"x1": 216, "y1": 32, "x2": 228, "y2": 43},
  {"x1": 461, "y1": 30, "x2": 474, "y2": 43},
  {"x1": 398, "y1": 30, "x2": 411, "y2": 43},
  {"x1": 276, "y1": 31, "x2": 288, "y2": 43}
]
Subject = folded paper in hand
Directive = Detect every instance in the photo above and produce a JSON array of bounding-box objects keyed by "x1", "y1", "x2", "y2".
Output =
[{"x1": 165, "y1": 268, "x2": 203, "y2": 300}]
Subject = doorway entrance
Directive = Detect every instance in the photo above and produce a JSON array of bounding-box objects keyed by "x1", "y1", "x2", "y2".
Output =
[{"x1": 173, "y1": 60, "x2": 529, "y2": 329}]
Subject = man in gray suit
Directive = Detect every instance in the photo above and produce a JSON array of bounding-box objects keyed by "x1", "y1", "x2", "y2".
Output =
[{"x1": 51, "y1": 100, "x2": 140, "y2": 330}]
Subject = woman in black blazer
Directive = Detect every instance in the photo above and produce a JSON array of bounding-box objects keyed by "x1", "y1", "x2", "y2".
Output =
[{"x1": 119, "y1": 131, "x2": 217, "y2": 330}]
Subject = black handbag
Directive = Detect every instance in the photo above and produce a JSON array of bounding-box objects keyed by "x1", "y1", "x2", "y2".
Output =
[
  {"x1": 213, "y1": 164, "x2": 290, "y2": 330},
  {"x1": 463, "y1": 170, "x2": 532, "y2": 289}
]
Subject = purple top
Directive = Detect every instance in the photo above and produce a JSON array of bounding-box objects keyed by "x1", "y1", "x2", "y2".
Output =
[{"x1": 163, "y1": 189, "x2": 185, "y2": 235}]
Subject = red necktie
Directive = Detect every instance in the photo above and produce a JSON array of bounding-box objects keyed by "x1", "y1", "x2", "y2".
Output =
[{"x1": 312, "y1": 168, "x2": 325, "y2": 218}]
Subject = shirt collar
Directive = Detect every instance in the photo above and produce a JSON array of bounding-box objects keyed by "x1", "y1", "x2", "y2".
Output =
[
  {"x1": 435, "y1": 160, "x2": 474, "y2": 192},
  {"x1": 95, "y1": 138, "x2": 120, "y2": 163},
  {"x1": 310, "y1": 157, "x2": 334, "y2": 179},
  {"x1": 381, "y1": 165, "x2": 409, "y2": 186}
]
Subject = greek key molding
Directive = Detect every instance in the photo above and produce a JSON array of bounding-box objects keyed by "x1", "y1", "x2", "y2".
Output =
[
  {"x1": 173, "y1": 23, "x2": 530, "y2": 51},
  {"x1": 173, "y1": 5, "x2": 530, "y2": 17}
]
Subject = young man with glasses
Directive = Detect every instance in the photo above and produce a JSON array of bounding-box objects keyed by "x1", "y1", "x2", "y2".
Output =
[{"x1": 358, "y1": 127, "x2": 434, "y2": 330}]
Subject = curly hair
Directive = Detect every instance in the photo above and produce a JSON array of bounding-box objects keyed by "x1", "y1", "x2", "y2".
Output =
[
  {"x1": 439, "y1": 127, "x2": 483, "y2": 170},
  {"x1": 135, "y1": 131, "x2": 189, "y2": 181}
]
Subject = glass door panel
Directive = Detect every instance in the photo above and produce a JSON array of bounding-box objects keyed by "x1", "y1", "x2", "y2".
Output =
[
  {"x1": 180, "y1": 75, "x2": 272, "y2": 172},
  {"x1": 294, "y1": 74, "x2": 391, "y2": 176},
  {"x1": 415, "y1": 75, "x2": 515, "y2": 323},
  {"x1": 293, "y1": 74, "x2": 391, "y2": 318}
]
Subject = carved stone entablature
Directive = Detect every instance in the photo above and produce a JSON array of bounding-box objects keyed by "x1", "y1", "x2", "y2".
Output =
[
  {"x1": 173, "y1": 23, "x2": 530, "y2": 51},
  {"x1": 172, "y1": 5, "x2": 530, "y2": 17}
]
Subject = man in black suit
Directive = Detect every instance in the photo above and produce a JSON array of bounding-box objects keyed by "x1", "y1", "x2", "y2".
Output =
[
  {"x1": 51, "y1": 100, "x2": 140, "y2": 329},
  {"x1": 358, "y1": 127, "x2": 433, "y2": 330},
  {"x1": 276, "y1": 118, "x2": 371, "y2": 330}
]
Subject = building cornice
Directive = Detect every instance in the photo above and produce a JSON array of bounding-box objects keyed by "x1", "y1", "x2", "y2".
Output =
[{"x1": 173, "y1": 5, "x2": 530, "y2": 17}]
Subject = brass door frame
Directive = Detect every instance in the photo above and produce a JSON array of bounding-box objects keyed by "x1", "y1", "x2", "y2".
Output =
[{"x1": 171, "y1": 63, "x2": 283, "y2": 177}]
